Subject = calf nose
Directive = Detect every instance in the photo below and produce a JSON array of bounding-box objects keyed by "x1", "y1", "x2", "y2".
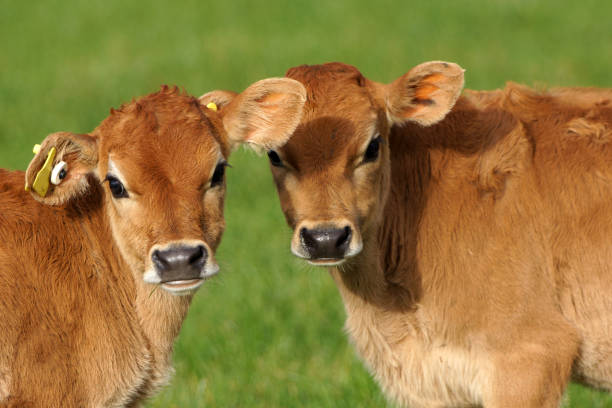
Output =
[
  {"x1": 300, "y1": 226, "x2": 352, "y2": 260},
  {"x1": 152, "y1": 245, "x2": 207, "y2": 282}
]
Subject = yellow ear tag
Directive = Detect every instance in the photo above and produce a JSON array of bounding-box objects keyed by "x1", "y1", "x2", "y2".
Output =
[
  {"x1": 206, "y1": 102, "x2": 218, "y2": 111},
  {"x1": 30, "y1": 147, "x2": 57, "y2": 197},
  {"x1": 25, "y1": 144, "x2": 43, "y2": 191}
]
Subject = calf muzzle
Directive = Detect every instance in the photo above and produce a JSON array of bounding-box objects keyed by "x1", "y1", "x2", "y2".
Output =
[
  {"x1": 300, "y1": 226, "x2": 352, "y2": 261},
  {"x1": 152, "y1": 244, "x2": 207, "y2": 283}
]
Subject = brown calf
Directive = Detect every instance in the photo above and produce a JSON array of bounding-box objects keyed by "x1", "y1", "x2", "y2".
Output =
[
  {"x1": 0, "y1": 80, "x2": 305, "y2": 407},
  {"x1": 207, "y1": 62, "x2": 612, "y2": 407}
]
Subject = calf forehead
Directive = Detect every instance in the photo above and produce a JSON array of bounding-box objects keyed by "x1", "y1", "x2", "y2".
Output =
[
  {"x1": 113, "y1": 136, "x2": 221, "y2": 188},
  {"x1": 283, "y1": 116, "x2": 370, "y2": 173},
  {"x1": 284, "y1": 63, "x2": 380, "y2": 170},
  {"x1": 287, "y1": 62, "x2": 376, "y2": 120},
  {"x1": 97, "y1": 88, "x2": 226, "y2": 181}
]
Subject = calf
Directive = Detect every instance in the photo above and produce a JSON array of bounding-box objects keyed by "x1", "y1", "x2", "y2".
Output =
[
  {"x1": 0, "y1": 80, "x2": 305, "y2": 407},
  {"x1": 206, "y1": 62, "x2": 612, "y2": 407}
]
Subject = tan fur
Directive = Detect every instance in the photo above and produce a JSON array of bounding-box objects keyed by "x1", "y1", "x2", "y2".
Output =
[
  {"x1": 200, "y1": 78, "x2": 306, "y2": 151},
  {"x1": 265, "y1": 62, "x2": 612, "y2": 407},
  {"x1": 0, "y1": 81, "x2": 305, "y2": 407}
]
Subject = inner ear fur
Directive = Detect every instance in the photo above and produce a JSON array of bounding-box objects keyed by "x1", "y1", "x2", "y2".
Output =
[
  {"x1": 198, "y1": 90, "x2": 238, "y2": 111},
  {"x1": 25, "y1": 131, "x2": 98, "y2": 206},
  {"x1": 219, "y1": 78, "x2": 307, "y2": 151},
  {"x1": 386, "y1": 61, "x2": 465, "y2": 126}
]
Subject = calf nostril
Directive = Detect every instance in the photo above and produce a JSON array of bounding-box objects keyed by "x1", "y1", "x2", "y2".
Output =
[
  {"x1": 188, "y1": 245, "x2": 207, "y2": 266},
  {"x1": 152, "y1": 249, "x2": 169, "y2": 271},
  {"x1": 336, "y1": 226, "x2": 352, "y2": 248},
  {"x1": 300, "y1": 227, "x2": 315, "y2": 248}
]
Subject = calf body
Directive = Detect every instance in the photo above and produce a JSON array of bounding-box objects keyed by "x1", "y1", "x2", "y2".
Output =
[
  {"x1": 0, "y1": 81, "x2": 305, "y2": 407},
  {"x1": 0, "y1": 173, "x2": 180, "y2": 406},
  {"x1": 244, "y1": 63, "x2": 612, "y2": 407}
]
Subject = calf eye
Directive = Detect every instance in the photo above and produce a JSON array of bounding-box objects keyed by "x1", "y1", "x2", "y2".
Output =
[
  {"x1": 364, "y1": 136, "x2": 381, "y2": 163},
  {"x1": 267, "y1": 150, "x2": 283, "y2": 167},
  {"x1": 105, "y1": 175, "x2": 128, "y2": 199},
  {"x1": 210, "y1": 162, "x2": 227, "y2": 187}
]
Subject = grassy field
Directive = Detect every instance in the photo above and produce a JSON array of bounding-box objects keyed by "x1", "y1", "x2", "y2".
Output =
[{"x1": 2, "y1": 0, "x2": 612, "y2": 406}]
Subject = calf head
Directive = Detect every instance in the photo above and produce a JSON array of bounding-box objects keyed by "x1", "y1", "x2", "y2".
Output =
[
  {"x1": 264, "y1": 62, "x2": 464, "y2": 266},
  {"x1": 25, "y1": 80, "x2": 306, "y2": 294}
]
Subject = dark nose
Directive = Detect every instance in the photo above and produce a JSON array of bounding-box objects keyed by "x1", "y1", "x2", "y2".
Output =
[
  {"x1": 300, "y1": 226, "x2": 352, "y2": 260},
  {"x1": 152, "y1": 245, "x2": 207, "y2": 282}
]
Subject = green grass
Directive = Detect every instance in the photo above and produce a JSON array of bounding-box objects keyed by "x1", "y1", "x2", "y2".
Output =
[{"x1": 2, "y1": 0, "x2": 612, "y2": 406}]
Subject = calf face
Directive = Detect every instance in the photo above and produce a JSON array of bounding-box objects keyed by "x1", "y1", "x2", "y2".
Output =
[
  {"x1": 263, "y1": 62, "x2": 464, "y2": 265},
  {"x1": 25, "y1": 81, "x2": 306, "y2": 294}
]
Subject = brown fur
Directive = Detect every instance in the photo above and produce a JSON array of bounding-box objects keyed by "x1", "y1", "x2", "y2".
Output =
[
  {"x1": 265, "y1": 62, "x2": 612, "y2": 407},
  {"x1": 0, "y1": 80, "x2": 305, "y2": 407}
]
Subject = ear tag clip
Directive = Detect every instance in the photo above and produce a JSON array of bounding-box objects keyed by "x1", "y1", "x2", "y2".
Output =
[
  {"x1": 30, "y1": 146, "x2": 57, "y2": 197},
  {"x1": 206, "y1": 102, "x2": 218, "y2": 111}
]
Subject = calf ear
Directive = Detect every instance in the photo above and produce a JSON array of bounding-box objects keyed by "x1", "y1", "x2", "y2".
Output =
[
  {"x1": 385, "y1": 61, "x2": 465, "y2": 126},
  {"x1": 25, "y1": 131, "x2": 98, "y2": 205},
  {"x1": 215, "y1": 78, "x2": 307, "y2": 151}
]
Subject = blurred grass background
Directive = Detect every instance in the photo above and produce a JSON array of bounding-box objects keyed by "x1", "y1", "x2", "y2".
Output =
[{"x1": 2, "y1": 0, "x2": 612, "y2": 406}]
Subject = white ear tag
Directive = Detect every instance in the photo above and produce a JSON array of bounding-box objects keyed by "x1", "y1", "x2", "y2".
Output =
[{"x1": 50, "y1": 161, "x2": 68, "y2": 185}]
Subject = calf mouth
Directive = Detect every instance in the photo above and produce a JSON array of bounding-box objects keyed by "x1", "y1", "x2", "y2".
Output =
[
  {"x1": 158, "y1": 265, "x2": 219, "y2": 295},
  {"x1": 161, "y1": 278, "x2": 205, "y2": 294},
  {"x1": 307, "y1": 258, "x2": 347, "y2": 267}
]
